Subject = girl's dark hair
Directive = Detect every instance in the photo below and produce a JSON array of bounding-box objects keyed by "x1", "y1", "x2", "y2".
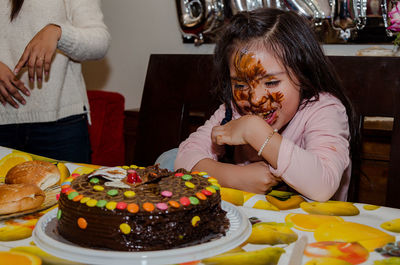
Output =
[
  {"x1": 10, "y1": 0, "x2": 24, "y2": 21},
  {"x1": 214, "y1": 7, "x2": 357, "y2": 159}
]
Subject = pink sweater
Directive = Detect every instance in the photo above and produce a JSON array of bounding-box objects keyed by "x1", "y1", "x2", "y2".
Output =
[{"x1": 175, "y1": 93, "x2": 351, "y2": 201}]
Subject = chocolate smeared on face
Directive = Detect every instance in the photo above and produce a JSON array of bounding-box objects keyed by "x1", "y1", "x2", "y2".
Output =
[
  {"x1": 233, "y1": 49, "x2": 266, "y2": 88},
  {"x1": 231, "y1": 49, "x2": 284, "y2": 125}
]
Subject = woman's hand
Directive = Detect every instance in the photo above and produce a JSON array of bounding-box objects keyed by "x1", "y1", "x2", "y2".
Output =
[
  {"x1": 0, "y1": 61, "x2": 29, "y2": 108},
  {"x1": 14, "y1": 24, "x2": 61, "y2": 83}
]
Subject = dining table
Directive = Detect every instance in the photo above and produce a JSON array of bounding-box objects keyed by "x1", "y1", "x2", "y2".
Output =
[{"x1": 0, "y1": 145, "x2": 399, "y2": 265}]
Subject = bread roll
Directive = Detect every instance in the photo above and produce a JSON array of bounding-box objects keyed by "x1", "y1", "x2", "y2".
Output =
[
  {"x1": 0, "y1": 183, "x2": 45, "y2": 215},
  {"x1": 5, "y1": 161, "x2": 60, "y2": 190}
]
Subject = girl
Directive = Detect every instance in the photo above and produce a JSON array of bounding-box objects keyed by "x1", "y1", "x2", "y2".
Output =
[{"x1": 174, "y1": 8, "x2": 356, "y2": 202}]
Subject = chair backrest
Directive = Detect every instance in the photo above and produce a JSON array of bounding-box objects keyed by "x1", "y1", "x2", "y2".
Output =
[
  {"x1": 134, "y1": 54, "x2": 220, "y2": 167},
  {"x1": 329, "y1": 56, "x2": 400, "y2": 208},
  {"x1": 135, "y1": 54, "x2": 400, "y2": 208},
  {"x1": 87, "y1": 90, "x2": 125, "y2": 166}
]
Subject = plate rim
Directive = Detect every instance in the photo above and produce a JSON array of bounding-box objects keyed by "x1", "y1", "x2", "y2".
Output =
[{"x1": 33, "y1": 201, "x2": 251, "y2": 265}]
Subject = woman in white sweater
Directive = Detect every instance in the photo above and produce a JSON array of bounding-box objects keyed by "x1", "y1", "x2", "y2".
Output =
[{"x1": 0, "y1": 0, "x2": 110, "y2": 162}]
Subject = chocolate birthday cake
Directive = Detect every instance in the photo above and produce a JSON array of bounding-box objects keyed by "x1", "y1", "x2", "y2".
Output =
[{"x1": 57, "y1": 165, "x2": 229, "y2": 251}]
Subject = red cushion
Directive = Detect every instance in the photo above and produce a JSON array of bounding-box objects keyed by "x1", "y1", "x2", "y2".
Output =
[{"x1": 87, "y1": 90, "x2": 125, "y2": 166}]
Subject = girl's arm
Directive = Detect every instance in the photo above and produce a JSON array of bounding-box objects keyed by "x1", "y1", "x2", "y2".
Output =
[
  {"x1": 269, "y1": 103, "x2": 350, "y2": 201},
  {"x1": 211, "y1": 115, "x2": 281, "y2": 168},
  {"x1": 192, "y1": 158, "x2": 279, "y2": 194},
  {"x1": 175, "y1": 104, "x2": 227, "y2": 171},
  {"x1": 174, "y1": 105, "x2": 278, "y2": 193},
  {"x1": 212, "y1": 98, "x2": 350, "y2": 201},
  {"x1": 175, "y1": 105, "x2": 279, "y2": 194}
]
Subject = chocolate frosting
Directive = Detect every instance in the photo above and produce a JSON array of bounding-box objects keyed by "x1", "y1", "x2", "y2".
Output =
[{"x1": 57, "y1": 166, "x2": 229, "y2": 251}]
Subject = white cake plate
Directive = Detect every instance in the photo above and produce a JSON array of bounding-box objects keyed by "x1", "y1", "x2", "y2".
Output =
[{"x1": 33, "y1": 201, "x2": 251, "y2": 265}]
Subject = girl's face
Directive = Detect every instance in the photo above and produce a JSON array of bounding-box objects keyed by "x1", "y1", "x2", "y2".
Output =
[{"x1": 229, "y1": 47, "x2": 300, "y2": 131}]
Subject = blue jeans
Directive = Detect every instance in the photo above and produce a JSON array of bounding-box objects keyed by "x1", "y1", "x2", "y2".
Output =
[{"x1": 0, "y1": 114, "x2": 91, "y2": 163}]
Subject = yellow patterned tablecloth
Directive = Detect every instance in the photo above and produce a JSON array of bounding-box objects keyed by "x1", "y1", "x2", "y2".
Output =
[{"x1": 0, "y1": 146, "x2": 399, "y2": 265}]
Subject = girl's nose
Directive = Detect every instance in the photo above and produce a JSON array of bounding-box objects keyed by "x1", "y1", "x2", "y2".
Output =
[{"x1": 249, "y1": 88, "x2": 266, "y2": 107}]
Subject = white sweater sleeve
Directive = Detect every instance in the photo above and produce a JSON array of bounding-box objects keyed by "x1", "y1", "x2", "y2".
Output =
[{"x1": 57, "y1": 0, "x2": 111, "y2": 61}]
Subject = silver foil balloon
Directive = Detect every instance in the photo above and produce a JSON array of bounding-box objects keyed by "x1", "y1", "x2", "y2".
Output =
[
  {"x1": 381, "y1": 0, "x2": 397, "y2": 36},
  {"x1": 330, "y1": 0, "x2": 368, "y2": 40},
  {"x1": 230, "y1": 0, "x2": 288, "y2": 14},
  {"x1": 176, "y1": 0, "x2": 369, "y2": 44},
  {"x1": 176, "y1": 0, "x2": 225, "y2": 45},
  {"x1": 286, "y1": 0, "x2": 331, "y2": 19},
  {"x1": 382, "y1": 0, "x2": 391, "y2": 35},
  {"x1": 230, "y1": 0, "x2": 331, "y2": 19}
]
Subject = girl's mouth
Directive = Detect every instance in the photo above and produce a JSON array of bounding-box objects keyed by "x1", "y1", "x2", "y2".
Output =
[{"x1": 259, "y1": 109, "x2": 277, "y2": 125}]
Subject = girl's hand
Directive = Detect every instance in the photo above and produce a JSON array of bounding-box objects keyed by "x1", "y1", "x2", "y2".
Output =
[
  {"x1": 0, "y1": 61, "x2": 29, "y2": 108},
  {"x1": 212, "y1": 115, "x2": 281, "y2": 168},
  {"x1": 193, "y1": 158, "x2": 281, "y2": 194},
  {"x1": 212, "y1": 115, "x2": 256, "y2": 146},
  {"x1": 235, "y1": 161, "x2": 281, "y2": 194},
  {"x1": 14, "y1": 24, "x2": 61, "y2": 83}
]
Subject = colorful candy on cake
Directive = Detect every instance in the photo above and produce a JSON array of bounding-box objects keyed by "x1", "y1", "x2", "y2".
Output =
[{"x1": 57, "y1": 165, "x2": 229, "y2": 251}]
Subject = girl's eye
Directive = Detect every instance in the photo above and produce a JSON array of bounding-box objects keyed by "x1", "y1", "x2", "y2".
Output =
[
  {"x1": 264, "y1": 80, "x2": 280, "y2": 88},
  {"x1": 233, "y1": 83, "x2": 248, "y2": 90}
]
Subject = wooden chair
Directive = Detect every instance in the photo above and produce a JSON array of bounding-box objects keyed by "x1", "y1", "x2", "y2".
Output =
[
  {"x1": 133, "y1": 55, "x2": 220, "y2": 168},
  {"x1": 134, "y1": 54, "x2": 400, "y2": 208},
  {"x1": 329, "y1": 56, "x2": 400, "y2": 208}
]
